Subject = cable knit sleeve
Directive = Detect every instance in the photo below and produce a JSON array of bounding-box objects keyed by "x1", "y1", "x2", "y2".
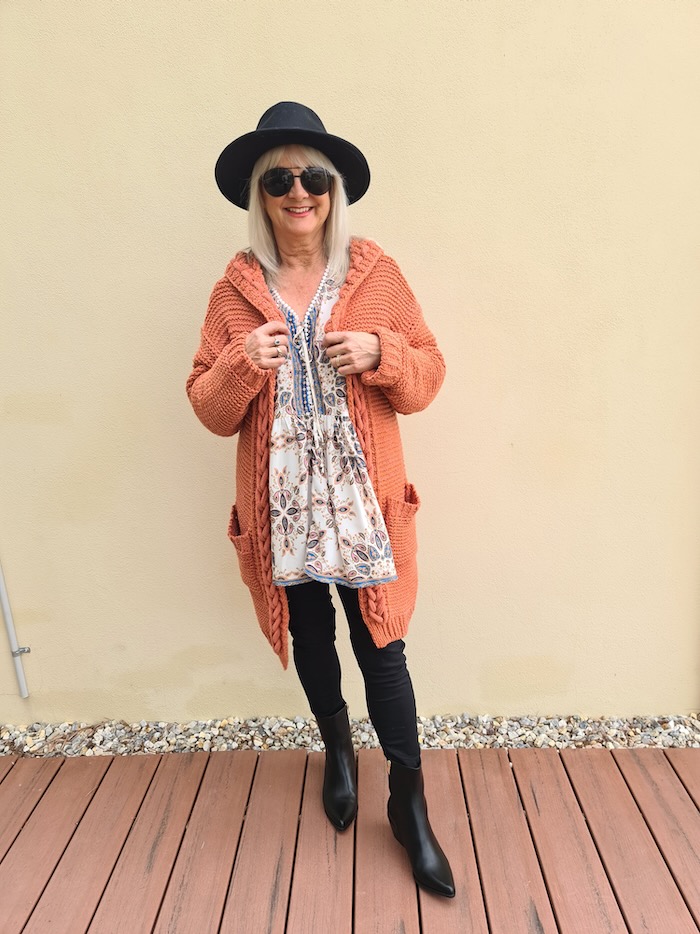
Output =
[
  {"x1": 186, "y1": 278, "x2": 269, "y2": 437},
  {"x1": 359, "y1": 257, "x2": 445, "y2": 414}
]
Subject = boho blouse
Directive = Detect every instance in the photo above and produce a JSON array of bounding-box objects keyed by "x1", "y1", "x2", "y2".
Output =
[{"x1": 268, "y1": 267, "x2": 397, "y2": 588}]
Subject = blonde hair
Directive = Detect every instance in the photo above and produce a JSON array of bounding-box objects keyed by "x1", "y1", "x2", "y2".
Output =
[{"x1": 248, "y1": 144, "x2": 350, "y2": 286}]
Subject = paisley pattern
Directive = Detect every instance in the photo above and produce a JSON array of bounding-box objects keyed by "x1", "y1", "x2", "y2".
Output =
[{"x1": 268, "y1": 270, "x2": 397, "y2": 588}]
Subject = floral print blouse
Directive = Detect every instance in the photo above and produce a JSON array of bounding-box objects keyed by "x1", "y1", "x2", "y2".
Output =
[{"x1": 268, "y1": 267, "x2": 397, "y2": 589}]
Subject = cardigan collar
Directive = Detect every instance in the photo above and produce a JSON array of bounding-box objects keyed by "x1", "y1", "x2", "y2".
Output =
[{"x1": 223, "y1": 238, "x2": 384, "y2": 322}]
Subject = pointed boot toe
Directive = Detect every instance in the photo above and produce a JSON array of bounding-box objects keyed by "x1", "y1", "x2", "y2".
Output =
[{"x1": 324, "y1": 788, "x2": 357, "y2": 831}]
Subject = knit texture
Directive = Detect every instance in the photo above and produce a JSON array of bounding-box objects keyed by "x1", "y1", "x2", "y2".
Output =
[{"x1": 187, "y1": 238, "x2": 445, "y2": 667}]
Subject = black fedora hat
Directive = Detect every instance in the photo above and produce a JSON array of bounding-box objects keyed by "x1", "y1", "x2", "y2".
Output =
[{"x1": 215, "y1": 102, "x2": 370, "y2": 209}]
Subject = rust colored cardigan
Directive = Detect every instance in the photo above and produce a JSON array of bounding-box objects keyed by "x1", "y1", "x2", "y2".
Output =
[{"x1": 187, "y1": 238, "x2": 445, "y2": 667}]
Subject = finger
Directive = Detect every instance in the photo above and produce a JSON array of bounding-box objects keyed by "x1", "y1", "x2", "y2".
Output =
[
  {"x1": 322, "y1": 331, "x2": 345, "y2": 349},
  {"x1": 260, "y1": 352, "x2": 285, "y2": 370},
  {"x1": 260, "y1": 320, "x2": 291, "y2": 337},
  {"x1": 331, "y1": 354, "x2": 353, "y2": 373},
  {"x1": 326, "y1": 343, "x2": 349, "y2": 363}
]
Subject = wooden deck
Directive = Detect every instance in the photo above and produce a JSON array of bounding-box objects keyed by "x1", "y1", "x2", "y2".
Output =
[{"x1": 0, "y1": 747, "x2": 698, "y2": 933}]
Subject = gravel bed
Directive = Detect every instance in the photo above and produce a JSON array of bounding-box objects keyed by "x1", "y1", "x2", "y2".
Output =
[{"x1": 1, "y1": 714, "x2": 699, "y2": 757}]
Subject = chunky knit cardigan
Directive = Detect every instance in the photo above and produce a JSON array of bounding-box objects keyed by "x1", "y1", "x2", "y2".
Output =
[{"x1": 187, "y1": 238, "x2": 445, "y2": 668}]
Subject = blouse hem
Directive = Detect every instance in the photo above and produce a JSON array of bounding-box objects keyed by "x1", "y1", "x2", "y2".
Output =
[{"x1": 274, "y1": 571, "x2": 398, "y2": 589}]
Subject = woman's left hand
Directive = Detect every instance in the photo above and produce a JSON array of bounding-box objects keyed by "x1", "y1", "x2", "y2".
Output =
[{"x1": 323, "y1": 331, "x2": 381, "y2": 376}]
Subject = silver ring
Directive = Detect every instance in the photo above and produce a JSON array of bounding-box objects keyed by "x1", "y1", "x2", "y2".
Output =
[{"x1": 273, "y1": 337, "x2": 280, "y2": 346}]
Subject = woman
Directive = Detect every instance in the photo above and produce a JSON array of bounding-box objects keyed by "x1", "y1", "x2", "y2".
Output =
[{"x1": 187, "y1": 102, "x2": 454, "y2": 898}]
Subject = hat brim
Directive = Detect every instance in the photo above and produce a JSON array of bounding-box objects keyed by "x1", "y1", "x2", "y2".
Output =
[{"x1": 215, "y1": 128, "x2": 370, "y2": 209}]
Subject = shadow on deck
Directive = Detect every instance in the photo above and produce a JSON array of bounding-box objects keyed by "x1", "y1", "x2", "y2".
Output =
[{"x1": 0, "y1": 747, "x2": 698, "y2": 933}]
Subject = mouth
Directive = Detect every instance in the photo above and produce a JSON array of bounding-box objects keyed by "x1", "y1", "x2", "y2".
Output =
[{"x1": 285, "y1": 206, "x2": 313, "y2": 215}]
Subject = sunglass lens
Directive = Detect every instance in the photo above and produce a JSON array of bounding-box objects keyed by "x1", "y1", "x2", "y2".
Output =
[
  {"x1": 262, "y1": 169, "x2": 293, "y2": 197},
  {"x1": 301, "y1": 168, "x2": 332, "y2": 195}
]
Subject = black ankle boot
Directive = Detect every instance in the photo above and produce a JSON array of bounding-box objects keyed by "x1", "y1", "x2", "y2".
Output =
[
  {"x1": 316, "y1": 705, "x2": 357, "y2": 831},
  {"x1": 387, "y1": 761, "x2": 455, "y2": 897}
]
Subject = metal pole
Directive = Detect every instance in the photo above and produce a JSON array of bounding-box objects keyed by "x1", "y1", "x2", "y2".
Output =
[{"x1": 0, "y1": 560, "x2": 30, "y2": 698}]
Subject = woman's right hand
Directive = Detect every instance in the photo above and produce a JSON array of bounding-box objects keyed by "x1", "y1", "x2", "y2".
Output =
[{"x1": 245, "y1": 321, "x2": 291, "y2": 370}]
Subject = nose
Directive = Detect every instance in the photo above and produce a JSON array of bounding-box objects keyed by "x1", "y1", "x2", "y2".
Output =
[{"x1": 289, "y1": 175, "x2": 308, "y2": 198}]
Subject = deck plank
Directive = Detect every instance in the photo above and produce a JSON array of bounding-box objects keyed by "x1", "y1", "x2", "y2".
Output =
[
  {"x1": 458, "y1": 748, "x2": 558, "y2": 933},
  {"x1": 24, "y1": 754, "x2": 160, "y2": 934},
  {"x1": 562, "y1": 748, "x2": 698, "y2": 934},
  {"x1": 419, "y1": 749, "x2": 488, "y2": 933},
  {"x1": 510, "y1": 748, "x2": 627, "y2": 933},
  {"x1": 666, "y1": 748, "x2": 700, "y2": 810},
  {"x1": 613, "y1": 748, "x2": 700, "y2": 927},
  {"x1": 153, "y1": 750, "x2": 258, "y2": 934},
  {"x1": 219, "y1": 748, "x2": 307, "y2": 934},
  {"x1": 0, "y1": 757, "x2": 62, "y2": 862},
  {"x1": 87, "y1": 752, "x2": 209, "y2": 933},
  {"x1": 0, "y1": 756, "x2": 110, "y2": 934},
  {"x1": 354, "y1": 748, "x2": 421, "y2": 934},
  {"x1": 0, "y1": 755, "x2": 17, "y2": 783},
  {"x1": 0, "y1": 746, "x2": 697, "y2": 932},
  {"x1": 286, "y1": 751, "x2": 354, "y2": 934}
]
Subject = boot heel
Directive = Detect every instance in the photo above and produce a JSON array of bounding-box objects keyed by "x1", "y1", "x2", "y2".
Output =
[{"x1": 388, "y1": 809, "x2": 402, "y2": 846}]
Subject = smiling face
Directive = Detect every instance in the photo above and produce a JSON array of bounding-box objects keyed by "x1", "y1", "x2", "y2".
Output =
[{"x1": 261, "y1": 146, "x2": 331, "y2": 249}]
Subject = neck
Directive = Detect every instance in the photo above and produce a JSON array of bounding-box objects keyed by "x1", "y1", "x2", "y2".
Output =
[{"x1": 275, "y1": 234, "x2": 326, "y2": 274}]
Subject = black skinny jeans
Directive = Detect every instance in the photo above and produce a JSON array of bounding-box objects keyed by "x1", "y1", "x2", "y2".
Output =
[{"x1": 285, "y1": 580, "x2": 421, "y2": 769}]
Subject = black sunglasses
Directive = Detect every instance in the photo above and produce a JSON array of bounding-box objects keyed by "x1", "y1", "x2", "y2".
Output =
[{"x1": 261, "y1": 167, "x2": 333, "y2": 197}]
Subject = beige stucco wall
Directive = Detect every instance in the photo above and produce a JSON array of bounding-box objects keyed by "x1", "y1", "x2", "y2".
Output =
[{"x1": 2, "y1": 1, "x2": 699, "y2": 724}]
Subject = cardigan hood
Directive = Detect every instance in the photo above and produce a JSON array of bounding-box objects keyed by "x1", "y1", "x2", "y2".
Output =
[{"x1": 222, "y1": 238, "x2": 386, "y2": 325}]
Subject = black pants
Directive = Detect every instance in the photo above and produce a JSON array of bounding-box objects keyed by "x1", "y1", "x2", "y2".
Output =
[{"x1": 286, "y1": 580, "x2": 421, "y2": 769}]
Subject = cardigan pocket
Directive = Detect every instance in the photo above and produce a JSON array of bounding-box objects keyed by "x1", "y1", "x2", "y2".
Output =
[
  {"x1": 227, "y1": 504, "x2": 257, "y2": 591},
  {"x1": 384, "y1": 483, "x2": 420, "y2": 569}
]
